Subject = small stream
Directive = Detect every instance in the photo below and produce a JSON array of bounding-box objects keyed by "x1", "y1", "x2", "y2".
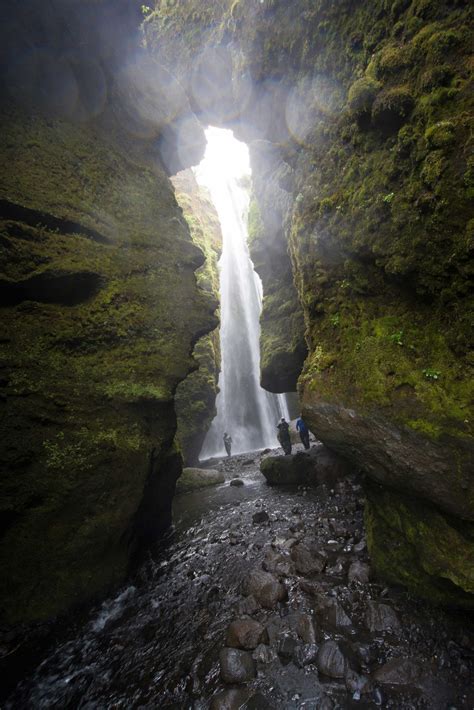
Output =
[{"x1": 4, "y1": 449, "x2": 474, "y2": 709}]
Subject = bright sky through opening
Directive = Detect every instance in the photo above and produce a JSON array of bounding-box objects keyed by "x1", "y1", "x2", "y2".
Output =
[{"x1": 194, "y1": 126, "x2": 250, "y2": 188}]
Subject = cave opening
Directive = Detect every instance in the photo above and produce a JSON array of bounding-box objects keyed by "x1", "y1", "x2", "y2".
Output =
[{"x1": 191, "y1": 127, "x2": 289, "y2": 459}]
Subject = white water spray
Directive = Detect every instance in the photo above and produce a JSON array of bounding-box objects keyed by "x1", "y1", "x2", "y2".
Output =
[{"x1": 197, "y1": 128, "x2": 289, "y2": 459}]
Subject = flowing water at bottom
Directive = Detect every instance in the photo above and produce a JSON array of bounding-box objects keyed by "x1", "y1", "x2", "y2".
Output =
[{"x1": 4, "y1": 449, "x2": 474, "y2": 709}]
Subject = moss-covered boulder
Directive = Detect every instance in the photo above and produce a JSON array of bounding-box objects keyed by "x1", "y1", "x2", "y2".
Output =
[
  {"x1": 0, "y1": 1, "x2": 215, "y2": 625},
  {"x1": 175, "y1": 467, "x2": 225, "y2": 494},
  {"x1": 172, "y1": 170, "x2": 222, "y2": 465}
]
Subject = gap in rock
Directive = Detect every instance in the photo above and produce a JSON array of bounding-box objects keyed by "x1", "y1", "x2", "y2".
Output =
[{"x1": 195, "y1": 127, "x2": 290, "y2": 459}]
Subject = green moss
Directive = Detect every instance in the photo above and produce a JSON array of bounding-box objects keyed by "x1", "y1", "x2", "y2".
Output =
[
  {"x1": 405, "y1": 418, "x2": 442, "y2": 438},
  {"x1": 248, "y1": 198, "x2": 265, "y2": 249},
  {"x1": 424, "y1": 120, "x2": 456, "y2": 148},
  {"x1": 420, "y1": 150, "x2": 446, "y2": 185},
  {"x1": 376, "y1": 43, "x2": 416, "y2": 76},
  {"x1": 347, "y1": 77, "x2": 382, "y2": 115},
  {"x1": 419, "y1": 64, "x2": 454, "y2": 91},
  {"x1": 0, "y1": 105, "x2": 216, "y2": 624},
  {"x1": 365, "y1": 483, "x2": 474, "y2": 607},
  {"x1": 175, "y1": 467, "x2": 224, "y2": 493},
  {"x1": 372, "y1": 85, "x2": 415, "y2": 130},
  {"x1": 424, "y1": 28, "x2": 465, "y2": 60}
]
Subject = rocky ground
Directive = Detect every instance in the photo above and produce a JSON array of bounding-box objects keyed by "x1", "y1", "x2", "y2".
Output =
[
  {"x1": 3, "y1": 445, "x2": 474, "y2": 709},
  {"x1": 198, "y1": 448, "x2": 474, "y2": 709}
]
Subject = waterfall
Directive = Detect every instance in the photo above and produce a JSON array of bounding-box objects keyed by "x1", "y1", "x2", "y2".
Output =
[{"x1": 197, "y1": 128, "x2": 289, "y2": 459}]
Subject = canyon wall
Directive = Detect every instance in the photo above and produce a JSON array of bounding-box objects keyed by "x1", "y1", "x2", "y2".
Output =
[
  {"x1": 147, "y1": 0, "x2": 473, "y2": 606},
  {"x1": 0, "y1": 0, "x2": 217, "y2": 624},
  {"x1": 172, "y1": 169, "x2": 222, "y2": 465}
]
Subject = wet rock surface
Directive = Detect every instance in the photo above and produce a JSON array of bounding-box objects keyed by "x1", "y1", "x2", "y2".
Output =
[
  {"x1": 176, "y1": 467, "x2": 225, "y2": 494},
  {"x1": 219, "y1": 648, "x2": 256, "y2": 684},
  {"x1": 226, "y1": 619, "x2": 267, "y2": 650},
  {"x1": 3, "y1": 448, "x2": 474, "y2": 708}
]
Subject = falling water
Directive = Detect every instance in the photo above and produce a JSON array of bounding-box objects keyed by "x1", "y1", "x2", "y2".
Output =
[{"x1": 198, "y1": 128, "x2": 289, "y2": 459}]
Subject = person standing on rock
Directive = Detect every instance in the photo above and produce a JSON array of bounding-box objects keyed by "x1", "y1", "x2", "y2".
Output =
[
  {"x1": 223, "y1": 432, "x2": 232, "y2": 457},
  {"x1": 277, "y1": 417, "x2": 292, "y2": 455},
  {"x1": 296, "y1": 414, "x2": 310, "y2": 450}
]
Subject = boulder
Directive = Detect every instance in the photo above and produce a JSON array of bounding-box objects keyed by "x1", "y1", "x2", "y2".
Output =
[
  {"x1": 226, "y1": 619, "x2": 268, "y2": 650},
  {"x1": 263, "y1": 547, "x2": 294, "y2": 577},
  {"x1": 260, "y1": 446, "x2": 350, "y2": 486},
  {"x1": 230, "y1": 479, "x2": 244, "y2": 487},
  {"x1": 313, "y1": 595, "x2": 352, "y2": 630},
  {"x1": 366, "y1": 601, "x2": 400, "y2": 633},
  {"x1": 316, "y1": 641, "x2": 346, "y2": 678},
  {"x1": 175, "y1": 467, "x2": 224, "y2": 493},
  {"x1": 291, "y1": 543, "x2": 327, "y2": 575},
  {"x1": 219, "y1": 648, "x2": 256, "y2": 684},
  {"x1": 372, "y1": 657, "x2": 423, "y2": 686},
  {"x1": 242, "y1": 569, "x2": 287, "y2": 609},
  {"x1": 210, "y1": 689, "x2": 251, "y2": 710},
  {"x1": 252, "y1": 510, "x2": 270, "y2": 524}
]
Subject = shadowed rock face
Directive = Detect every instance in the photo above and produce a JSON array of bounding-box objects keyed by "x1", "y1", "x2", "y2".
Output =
[
  {"x1": 248, "y1": 141, "x2": 307, "y2": 393},
  {"x1": 172, "y1": 170, "x2": 222, "y2": 466},
  {"x1": 0, "y1": 1, "x2": 216, "y2": 625},
  {"x1": 145, "y1": 0, "x2": 474, "y2": 605}
]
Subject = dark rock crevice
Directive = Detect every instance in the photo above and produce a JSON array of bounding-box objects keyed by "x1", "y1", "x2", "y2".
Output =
[
  {"x1": 0, "y1": 270, "x2": 105, "y2": 307},
  {"x1": 0, "y1": 200, "x2": 111, "y2": 244}
]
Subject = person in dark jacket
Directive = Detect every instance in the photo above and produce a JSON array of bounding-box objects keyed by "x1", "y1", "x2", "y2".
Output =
[
  {"x1": 296, "y1": 414, "x2": 310, "y2": 449},
  {"x1": 277, "y1": 417, "x2": 292, "y2": 455},
  {"x1": 223, "y1": 432, "x2": 232, "y2": 457}
]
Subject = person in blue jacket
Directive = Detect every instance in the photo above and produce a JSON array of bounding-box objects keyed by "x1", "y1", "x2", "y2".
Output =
[{"x1": 296, "y1": 414, "x2": 310, "y2": 449}]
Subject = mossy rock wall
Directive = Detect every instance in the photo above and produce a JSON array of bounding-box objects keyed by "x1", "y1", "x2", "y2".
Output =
[
  {"x1": 365, "y1": 481, "x2": 474, "y2": 608},
  {"x1": 248, "y1": 141, "x2": 307, "y2": 393},
  {"x1": 146, "y1": 0, "x2": 473, "y2": 605},
  {"x1": 172, "y1": 170, "x2": 222, "y2": 465},
  {"x1": 0, "y1": 1, "x2": 216, "y2": 624}
]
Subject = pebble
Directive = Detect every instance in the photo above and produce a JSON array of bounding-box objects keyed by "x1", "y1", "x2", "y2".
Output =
[{"x1": 348, "y1": 561, "x2": 370, "y2": 584}]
